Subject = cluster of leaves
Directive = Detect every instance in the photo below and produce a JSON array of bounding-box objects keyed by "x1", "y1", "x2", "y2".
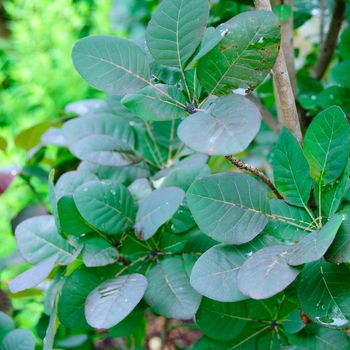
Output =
[{"x1": 5, "y1": 0, "x2": 350, "y2": 348}]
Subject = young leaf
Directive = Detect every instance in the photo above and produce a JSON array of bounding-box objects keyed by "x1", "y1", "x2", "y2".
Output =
[
  {"x1": 85, "y1": 274, "x2": 147, "y2": 329},
  {"x1": 273, "y1": 127, "x2": 312, "y2": 207},
  {"x1": 15, "y1": 216, "x2": 75, "y2": 265},
  {"x1": 82, "y1": 238, "x2": 119, "y2": 267},
  {"x1": 72, "y1": 35, "x2": 150, "y2": 94},
  {"x1": 187, "y1": 173, "x2": 270, "y2": 244},
  {"x1": 0, "y1": 329, "x2": 35, "y2": 350},
  {"x1": 298, "y1": 260, "x2": 350, "y2": 329},
  {"x1": 195, "y1": 298, "x2": 248, "y2": 341},
  {"x1": 146, "y1": 0, "x2": 209, "y2": 69},
  {"x1": 237, "y1": 245, "x2": 300, "y2": 299},
  {"x1": 178, "y1": 94, "x2": 261, "y2": 155},
  {"x1": 190, "y1": 236, "x2": 277, "y2": 302},
  {"x1": 144, "y1": 258, "x2": 201, "y2": 319},
  {"x1": 304, "y1": 106, "x2": 350, "y2": 186},
  {"x1": 287, "y1": 214, "x2": 343, "y2": 266},
  {"x1": 121, "y1": 85, "x2": 187, "y2": 121},
  {"x1": 197, "y1": 10, "x2": 280, "y2": 96},
  {"x1": 73, "y1": 180, "x2": 135, "y2": 235},
  {"x1": 134, "y1": 187, "x2": 185, "y2": 240},
  {"x1": 8, "y1": 254, "x2": 58, "y2": 293}
]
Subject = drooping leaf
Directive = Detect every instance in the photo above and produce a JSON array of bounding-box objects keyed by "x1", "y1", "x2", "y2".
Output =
[
  {"x1": 43, "y1": 303, "x2": 59, "y2": 350},
  {"x1": 237, "y1": 245, "x2": 300, "y2": 299},
  {"x1": 287, "y1": 214, "x2": 343, "y2": 266},
  {"x1": 58, "y1": 264, "x2": 120, "y2": 329},
  {"x1": 325, "y1": 210, "x2": 350, "y2": 263},
  {"x1": 190, "y1": 235, "x2": 278, "y2": 302},
  {"x1": 0, "y1": 329, "x2": 35, "y2": 350},
  {"x1": 146, "y1": 0, "x2": 209, "y2": 69},
  {"x1": 72, "y1": 35, "x2": 150, "y2": 94},
  {"x1": 144, "y1": 258, "x2": 201, "y2": 319},
  {"x1": 15, "y1": 216, "x2": 75, "y2": 265},
  {"x1": 187, "y1": 172, "x2": 270, "y2": 244},
  {"x1": 273, "y1": 127, "x2": 312, "y2": 207},
  {"x1": 298, "y1": 260, "x2": 350, "y2": 330},
  {"x1": 122, "y1": 85, "x2": 187, "y2": 121},
  {"x1": 73, "y1": 180, "x2": 135, "y2": 235},
  {"x1": 134, "y1": 187, "x2": 185, "y2": 240},
  {"x1": 195, "y1": 298, "x2": 248, "y2": 341},
  {"x1": 264, "y1": 199, "x2": 313, "y2": 243},
  {"x1": 74, "y1": 135, "x2": 142, "y2": 167},
  {"x1": 178, "y1": 94, "x2": 261, "y2": 155},
  {"x1": 303, "y1": 106, "x2": 350, "y2": 186},
  {"x1": 8, "y1": 254, "x2": 58, "y2": 293},
  {"x1": 85, "y1": 274, "x2": 147, "y2": 329},
  {"x1": 287, "y1": 323, "x2": 349, "y2": 350},
  {"x1": 197, "y1": 11, "x2": 280, "y2": 96},
  {"x1": 82, "y1": 238, "x2": 119, "y2": 267}
]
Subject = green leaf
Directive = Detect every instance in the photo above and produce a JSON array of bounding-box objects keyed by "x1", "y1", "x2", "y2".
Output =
[
  {"x1": 65, "y1": 99, "x2": 112, "y2": 115},
  {"x1": 283, "y1": 310, "x2": 306, "y2": 334},
  {"x1": 0, "y1": 329, "x2": 35, "y2": 350},
  {"x1": 178, "y1": 94, "x2": 261, "y2": 155},
  {"x1": 146, "y1": 0, "x2": 209, "y2": 69},
  {"x1": 287, "y1": 323, "x2": 349, "y2": 350},
  {"x1": 85, "y1": 274, "x2": 147, "y2": 329},
  {"x1": 339, "y1": 28, "x2": 350, "y2": 61},
  {"x1": 8, "y1": 254, "x2": 58, "y2": 293},
  {"x1": 273, "y1": 127, "x2": 312, "y2": 207},
  {"x1": 58, "y1": 265, "x2": 119, "y2": 330},
  {"x1": 128, "y1": 178, "x2": 152, "y2": 205},
  {"x1": 287, "y1": 214, "x2": 343, "y2": 266},
  {"x1": 264, "y1": 199, "x2": 313, "y2": 242},
  {"x1": 317, "y1": 86, "x2": 350, "y2": 114},
  {"x1": 0, "y1": 313, "x2": 14, "y2": 343},
  {"x1": 326, "y1": 210, "x2": 350, "y2": 263},
  {"x1": 15, "y1": 216, "x2": 75, "y2": 265},
  {"x1": 48, "y1": 169, "x2": 61, "y2": 233},
  {"x1": 0, "y1": 136, "x2": 7, "y2": 152},
  {"x1": 274, "y1": 4, "x2": 292, "y2": 22},
  {"x1": 144, "y1": 258, "x2": 201, "y2": 319},
  {"x1": 304, "y1": 106, "x2": 350, "y2": 185},
  {"x1": 82, "y1": 238, "x2": 119, "y2": 267},
  {"x1": 72, "y1": 35, "x2": 150, "y2": 94},
  {"x1": 74, "y1": 134, "x2": 142, "y2": 167},
  {"x1": 197, "y1": 11, "x2": 280, "y2": 96},
  {"x1": 196, "y1": 298, "x2": 248, "y2": 341},
  {"x1": 298, "y1": 260, "x2": 350, "y2": 329},
  {"x1": 331, "y1": 60, "x2": 350, "y2": 89},
  {"x1": 121, "y1": 85, "x2": 187, "y2": 121},
  {"x1": 187, "y1": 173, "x2": 270, "y2": 244},
  {"x1": 134, "y1": 187, "x2": 185, "y2": 240},
  {"x1": 237, "y1": 245, "x2": 300, "y2": 299},
  {"x1": 74, "y1": 180, "x2": 135, "y2": 235},
  {"x1": 190, "y1": 236, "x2": 277, "y2": 302},
  {"x1": 54, "y1": 335, "x2": 89, "y2": 348}
]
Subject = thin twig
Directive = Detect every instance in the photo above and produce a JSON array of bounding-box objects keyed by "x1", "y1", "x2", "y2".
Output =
[
  {"x1": 311, "y1": 0, "x2": 346, "y2": 80},
  {"x1": 225, "y1": 155, "x2": 283, "y2": 199},
  {"x1": 254, "y1": 0, "x2": 303, "y2": 145}
]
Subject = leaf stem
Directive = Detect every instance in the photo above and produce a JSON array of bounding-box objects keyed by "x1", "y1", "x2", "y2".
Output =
[
  {"x1": 167, "y1": 120, "x2": 175, "y2": 166},
  {"x1": 225, "y1": 155, "x2": 283, "y2": 199},
  {"x1": 144, "y1": 121, "x2": 165, "y2": 168}
]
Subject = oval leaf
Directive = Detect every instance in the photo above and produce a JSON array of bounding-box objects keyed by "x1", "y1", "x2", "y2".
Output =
[
  {"x1": 74, "y1": 180, "x2": 135, "y2": 235},
  {"x1": 85, "y1": 274, "x2": 147, "y2": 329},
  {"x1": 178, "y1": 94, "x2": 261, "y2": 155},
  {"x1": 0, "y1": 329, "x2": 35, "y2": 350},
  {"x1": 197, "y1": 11, "x2": 280, "y2": 96},
  {"x1": 82, "y1": 238, "x2": 119, "y2": 267},
  {"x1": 72, "y1": 35, "x2": 150, "y2": 94},
  {"x1": 237, "y1": 245, "x2": 300, "y2": 299},
  {"x1": 187, "y1": 172, "x2": 270, "y2": 244},
  {"x1": 144, "y1": 258, "x2": 201, "y2": 319},
  {"x1": 134, "y1": 187, "x2": 185, "y2": 240}
]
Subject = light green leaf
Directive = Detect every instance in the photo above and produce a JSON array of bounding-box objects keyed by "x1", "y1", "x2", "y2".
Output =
[
  {"x1": 303, "y1": 106, "x2": 350, "y2": 186},
  {"x1": 273, "y1": 127, "x2": 312, "y2": 207},
  {"x1": 72, "y1": 35, "x2": 150, "y2": 94},
  {"x1": 146, "y1": 0, "x2": 209, "y2": 68},
  {"x1": 178, "y1": 94, "x2": 261, "y2": 155},
  {"x1": 197, "y1": 11, "x2": 280, "y2": 96},
  {"x1": 274, "y1": 4, "x2": 292, "y2": 22},
  {"x1": 187, "y1": 172, "x2": 270, "y2": 244}
]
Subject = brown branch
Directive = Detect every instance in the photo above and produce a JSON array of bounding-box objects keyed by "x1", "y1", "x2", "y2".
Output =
[
  {"x1": 246, "y1": 94, "x2": 282, "y2": 134},
  {"x1": 254, "y1": 0, "x2": 303, "y2": 145},
  {"x1": 225, "y1": 155, "x2": 283, "y2": 199},
  {"x1": 311, "y1": 0, "x2": 346, "y2": 80},
  {"x1": 319, "y1": 0, "x2": 327, "y2": 47}
]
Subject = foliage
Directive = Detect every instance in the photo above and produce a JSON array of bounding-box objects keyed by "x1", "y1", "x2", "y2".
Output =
[{"x1": 2, "y1": 0, "x2": 350, "y2": 349}]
